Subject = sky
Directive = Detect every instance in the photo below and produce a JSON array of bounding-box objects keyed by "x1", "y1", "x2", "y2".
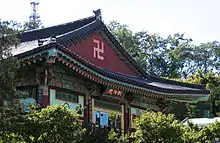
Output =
[{"x1": 0, "y1": 0, "x2": 220, "y2": 44}]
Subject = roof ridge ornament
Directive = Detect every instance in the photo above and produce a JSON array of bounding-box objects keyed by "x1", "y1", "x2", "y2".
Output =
[
  {"x1": 93, "y1": 9, "x2": 102, "y2": 21},
  {"x1": 50, "y1": 35, "x2": 57, "y2": 43},
  {"x1": 38, "y1": 39, "x2": 44, "y2": 46},
  {"x1": 38, "y1": 39, "x2": 48, "y2": 46}
]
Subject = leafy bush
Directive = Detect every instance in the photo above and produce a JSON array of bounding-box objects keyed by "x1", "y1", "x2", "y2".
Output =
[
  {"x1": 0, "y1": 104, "x2": 85, "y2": 143},
  {"x1": 2, "y1": 105, "x2": 220, "y2": 143},
  {"x1": 132, "y1": 111, "x2": 220, "y2": 143},
  {"x1": 132, "y1": 111, "x2": 184, "y2": 143}
]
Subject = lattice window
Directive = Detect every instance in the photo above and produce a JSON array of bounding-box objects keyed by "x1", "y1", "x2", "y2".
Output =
[{"x1": 56, "y1": 91, "x2": 78, "y2": 103}]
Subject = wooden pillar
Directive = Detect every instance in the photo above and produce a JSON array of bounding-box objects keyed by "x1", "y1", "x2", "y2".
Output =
[
  {"x1": 121, "y1": 104, "x2": 125, "y2": 133},
  {"x1": 92, "y1": 98, "x2": 95, "y2": 123},
  {"x1": 37, "y1": 67, "x2": 49, "y2": 108},
  {"x1": 84, "y1": 95, "x2": 89, "y2": 124},
  {"x1": 123, "y1": 92, "x2": 134, "y2": 133},
  {"x1": 38, "y1": 85, "x2": 48, "y2": 108},
  {"x1": 124, "y1": 104, "x2": 130, "y2": 133},
  {"x1": 84, "y1": 93, "x2": 92, "y2": 126},
  {"x1": 88, "y1": 97, "x2": 92, "y2": 123},
  {"x1": 128, "y1": 105, "x2": 131, "y2": 131},
  {"x1": 0, "y1": 93, "x2": 3, "y2": 106}
]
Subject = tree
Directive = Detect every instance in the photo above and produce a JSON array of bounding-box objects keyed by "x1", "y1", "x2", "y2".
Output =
[
  {"x1": 30, "y1": 105, "x2": 85, "y2": 142},
  {"x1": 108, "y1": 21, "x2": 193, "y2": 78},
  {"x1": 108, "y1": 129, "x2": 129, "y2": 143},
  {"x1": 175, "y1": 41, "x2": 220, "y2": 77},
  {"x1": 133, "y1": 111, "x2": 184, "y2": 143},
  {"x1": 108, "y1": 21, "x2": 220, "y2": 79},
  {"x1": 0, "y1": 20, "x2": 21, "y2": 102},
  {"x1": 0, "y1": 102, "x2": 28, "y2": 143},
  {"x1": 186, "y1": 103, "x2": 199, "y2": 118},
  {"x1": 23, "y1": 16, "x2": 43, "y2": 30},
  {"x1": 0, "y1": 105, "x2": 85, "y2": 143},
  {"x1": 131, "y1": 111, "x2": 220, "y2": 143},
  {"x1": 179, "y1": 71, "x2": 220, "y2": 117}
]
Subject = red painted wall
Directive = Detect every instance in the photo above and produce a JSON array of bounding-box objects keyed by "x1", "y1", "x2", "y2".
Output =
[{"x1": 69, "y1": 33, "x2": 136, "y2": 76}]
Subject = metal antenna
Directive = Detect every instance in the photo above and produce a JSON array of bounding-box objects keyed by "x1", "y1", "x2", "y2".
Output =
[{"x1": 29, "y1": 0, "x2": 39, "y2": 28}]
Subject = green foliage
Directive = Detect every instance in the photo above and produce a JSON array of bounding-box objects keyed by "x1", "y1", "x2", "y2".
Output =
[
  {"x1": 0, "y1": 102, "x2": 30, "y2": 143},
  {"x1": 182, "y1": 120, "x2": 220, "y2": 143},
  {"x1": 108, "y1": 129, "x2": 129, "y2": 143},
  {"x1": 108, "y1": 21, "x2": 220, "y2": 78},
  {"x1": 131, "y1": 111, "x2": 220, "y2": 143},
  {"x1": 186, "y1": 103, "x2": 200, "y2": 118},
  {"x1": 0, "y1": 104, "x2": 85, "y2": 143},
  {"x1": 132, "y1": 111, "x2": 184, "y2": 143},
  {"x1": 23, "y1": 17, "x2": 43, "y2": 30},
  {"x1": 179, "y1": 72, "x2": 220, "y2": 116},
  {"x1": 2, "y1": 106, "x2": 220, "y2": 143},
  {"x1": 109, "y1": 111, "x2": 118, "y2": 121},
  {"x1": 31, "y1": 105, "x2": 85, "y2": 142},
  {"x1": 0, "y1": 20, "x2": 21, "y2": 101},
  {"x1": 107, "y1": 111, "x2": 220, "y2": 143},
  {"x1": 109, "y1": 111, "x2": 118, "y2": 128}
]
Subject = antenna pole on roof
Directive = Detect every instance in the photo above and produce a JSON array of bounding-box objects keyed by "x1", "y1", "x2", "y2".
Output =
[{"x1": 29, "y1": 0, "x2": 39, "y2": 28}]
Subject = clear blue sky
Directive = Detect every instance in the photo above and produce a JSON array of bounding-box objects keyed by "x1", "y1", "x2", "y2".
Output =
[{"x1": 0, "y1": 0, "x2": 219, "y2": 44}]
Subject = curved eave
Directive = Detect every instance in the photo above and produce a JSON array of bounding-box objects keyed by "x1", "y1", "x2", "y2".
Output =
[
  {"x1": 55, "y1": 45, "x2": 208, "y2": 102},
  {"x1": 15, "y1": 15, "x2": 207, "y2": 94},
  {"x1": 56, "y1": 44, "x2": 208, "y2": 93},
  {"x1": 57, "y1": 57, "x2": 207, "y2": 102},
  {"x1": 55, "y1": 20, "x2": 207, "y2": 92},
  {"x1": 16, "y1": 43, "x2": 209, "y2": 103}
]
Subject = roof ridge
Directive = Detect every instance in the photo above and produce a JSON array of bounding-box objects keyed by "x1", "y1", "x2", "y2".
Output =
[
  {"x1": 57, "y1": 20, "x2": 98, "y2": 41},
  {"x1": 22, "y1": 15, "x2": 96, "y2": 34},
  {"x1": 18, "y1": 16, "x2": 96, "y2": 42},
  {"x1": 100, "y1": 21, "x2": 148, "y2": 77},
  {"x1": 148, "y1": 75, "x2": 206, "y2": 89}
]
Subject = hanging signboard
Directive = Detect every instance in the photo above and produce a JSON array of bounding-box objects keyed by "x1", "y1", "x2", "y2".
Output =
[{"x1": 104, "y1": 88, "x2": 124, "y2": 99}]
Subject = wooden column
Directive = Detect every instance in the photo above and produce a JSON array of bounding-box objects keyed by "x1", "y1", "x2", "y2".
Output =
[
  {"x1": 121, "y1": 104, "x2": 125, "y2": 133},
  {"x1": 37, "y1": 68, "x2": 49, "y2": 108},
  {"x1": 124, "y1": 104, "x2": 130, "y2": 133},
  {"x1": 38, "y1": 85, "x2": 48, "y2": 108},
  {"x1": 0, "y1": 93, "x2": 3, "y2": 106},
  {"x1": 123, "y1": 92, "x2": 133, "y2": 133},
  {"x1": 128, "y1": 104, "x2": 131, "y2": 132},
  {"x1": 84, "y1": 93, "x2": 92, "y2": 126},
  {"x1": 92, "y1": 98, "x2": 95, "y2": 123},
  {"x1": 84, "y1": 95, "x2": 89, "y2": 124}
]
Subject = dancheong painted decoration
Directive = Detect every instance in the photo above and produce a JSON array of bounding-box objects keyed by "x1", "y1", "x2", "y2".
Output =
[{"x1": 2, "y1": 9, "x2": 209, "y2": 132}]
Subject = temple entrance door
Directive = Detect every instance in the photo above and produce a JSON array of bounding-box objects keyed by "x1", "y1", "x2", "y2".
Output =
[
  {"x1": 93, "y1": 98, "x2": 122, "y2": 130},
  {"x1": 94, "y1": 110, "x2": 109, "y2": 127},
  {"x1": 101, "y1": 112, "x2": 109, "y2": 126}
]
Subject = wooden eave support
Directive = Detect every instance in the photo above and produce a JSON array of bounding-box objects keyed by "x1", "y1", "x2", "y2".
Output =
[{"x1": 57, "y1": 54, "x2": 206, "y2": 102}]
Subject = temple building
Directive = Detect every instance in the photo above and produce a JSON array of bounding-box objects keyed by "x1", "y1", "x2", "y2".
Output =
[{"x1": 3, "y1": 10, "x2": 208, "y2": 131}]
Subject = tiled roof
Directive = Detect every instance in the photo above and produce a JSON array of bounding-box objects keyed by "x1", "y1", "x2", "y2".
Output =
[
  {"x1": 54, "y1": 44, "x2": 207, "y2": 95},
  {"x1": 12, "y1": 16, "x2": 96, "y2": 56},
  {"x1": 17, "y1": 16, "x2": 96, "y2": 42},
  {"x1": 56, "y1": 19, "x2": 147, "y2": 76},
  {"x1": 16, "y1": 41, "x2": 208, "y2": 96},
  {"x1": 15, "y1": 14, "x2": 146, "y2": 76},
  {"x1": 11, "y1": 37, "x2": 50, "y2": 56},
  {"x1": 13, "y1": 11, "x2": 209, "y2": 100}
]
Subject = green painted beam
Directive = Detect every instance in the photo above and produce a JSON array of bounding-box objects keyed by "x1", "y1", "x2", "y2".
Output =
[{"x1": 18, "y1": 45, "x2": 208, "y2": 102}]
